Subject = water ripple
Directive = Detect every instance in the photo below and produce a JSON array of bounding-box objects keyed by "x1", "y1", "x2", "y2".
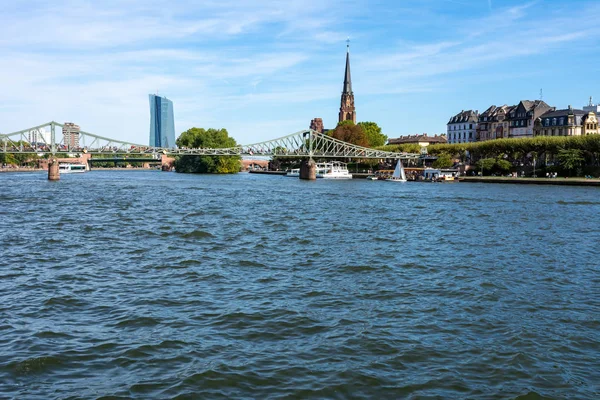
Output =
[{"x1": 0, "y1": 171, "x2": 599, "y2": 399}]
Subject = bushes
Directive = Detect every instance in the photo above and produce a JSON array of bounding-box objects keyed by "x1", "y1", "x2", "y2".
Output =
[{"x1": 427, "y1": 135, "x2": 600, "y2": 159}]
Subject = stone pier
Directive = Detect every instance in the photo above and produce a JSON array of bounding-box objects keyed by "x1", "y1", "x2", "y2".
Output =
[
  {"x1": 299, "y1": 158, "x2": 317, "y2": 180},
  {"x1": 48, "y1": 159, "x2": 60, "y2": 181}
]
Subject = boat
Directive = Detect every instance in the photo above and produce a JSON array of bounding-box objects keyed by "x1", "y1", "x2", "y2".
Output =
[
  {"x1": 59, "y1": 163, "x2": 87, "y2": 174},
  {"x1": 318, "y1": 161, "x2": 352, "y2": 179},
  {"x1": 423, "y1": 168, "x2": 459, "y2": 182},
  {"x1": 386, "y1": 160, "x2": 407, "y2": 182},
  {"x1": 285, "y1": 168, "x2": 300, "y2": 177}
]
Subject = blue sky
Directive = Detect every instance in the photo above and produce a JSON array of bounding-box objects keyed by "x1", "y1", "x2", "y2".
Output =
[{"x1": 1, "y1": 0, "x2": 599, "y2": 145}]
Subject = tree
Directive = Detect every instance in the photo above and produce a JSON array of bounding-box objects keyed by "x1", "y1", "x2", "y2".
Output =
[
  {"x1": 357, "y1": 122, "x2": 387, "y2": 147},
  {"x1": 432, "y1": 153, "x2": 453, "y2": 169},
  {"x1": 476, "y1": 158, "x2": 496, "y2": 175},
  {"x1": 329, "y1": 121, "x2": 369, "y2": 147},
  {"x1": 557, "y1": 148, "x2": 584, "y2": 175},
  {"x1": 174, "y1": 128, "x2": 241, "y2": 174},
  {"x1": 495, "y1": 159, "x2": 512, "y2": 172}
]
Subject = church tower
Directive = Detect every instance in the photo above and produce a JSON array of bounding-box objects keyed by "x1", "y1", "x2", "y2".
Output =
[{"x1": 339, "y1": 41, "x2": 356, "y2": 124}]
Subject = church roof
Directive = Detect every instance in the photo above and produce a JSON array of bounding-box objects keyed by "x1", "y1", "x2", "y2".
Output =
[{"x1": 343, "y1": 46, "x2": 352, "y2": 94}]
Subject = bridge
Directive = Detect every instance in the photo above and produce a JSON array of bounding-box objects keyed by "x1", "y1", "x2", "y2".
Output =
[
  {"x1": 1, "y1": 121, "x2": 419, "y2": 159},
  {"x1": 1, "y1": 121, "x2": 420, "y2": 179}
]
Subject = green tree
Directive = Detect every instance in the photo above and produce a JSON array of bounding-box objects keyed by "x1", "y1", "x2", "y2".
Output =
[
  {"x1": 432, "y1": 153, "x2": 453, "y2": 169},
  {"x1": 174, "y1": 128, "x2": 241, "y2": 174},
  {"x1": 557, "y1": 148, "x2": 584, "y2": 175},
  {"x1": 329, "y1": 121, "x2": 369, "y2": 147},
  {"x1": 357, "y1": 122, "x2": 387, "y2": 147},
  {"x1": 476, "y1": 158, "x2": 496, "y2": 175},
  {"x1": 494, "y1": 158, "x2": 512, "y2": 172}
]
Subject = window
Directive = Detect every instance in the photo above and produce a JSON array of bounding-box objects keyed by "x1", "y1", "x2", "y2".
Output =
[
  {"x1": 469, "y1": 132, "x2": 472, "y2": 139},
  {"x1": 552, "y1": 118, "x2": 556, "y2": 126},
  {"x1": 470, "y1": 124, "x2": 473, "y2": 129},
  {"x1": 559, "y1": 117, "x2": 564, "y2": 125},
  {"x1": 545, "y1": 119, "x2": 550, "y2": 126}
]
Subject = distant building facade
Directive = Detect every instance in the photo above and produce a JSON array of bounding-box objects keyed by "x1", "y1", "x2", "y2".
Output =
[
  {"x1": 28, "y1": 128, "x2": 50, "y2": 145},
  {"x1": 477, "y1": 106, "x2": 496, "y2": 141},
  {"x1": 149, "y1": 94, "x2": 175, "y2": 148},
  {"x1": 447, "y1": 110, "x2": 478, "y2": 144},
  {"x1": 583, "y1": 96, "x2": 600, "y2": 113},
  {"x1": 534, "y1": 106, "x2": 599, "y2": 137},
  {"x1": 387, "y1": 133, "x2": 447, "y2": 146},
  {"x1": 491, "y1": 105, "x2": 512, "y2": 140},
  {"x1": 63, "y1": 122, "x2": 80, "y2": 148},
  {"x1": 507, "y1": 100, "x2": 554, "y2": 138},
  {"x1": 310, "y1": 118, "x2": 324, "y2": 133}
]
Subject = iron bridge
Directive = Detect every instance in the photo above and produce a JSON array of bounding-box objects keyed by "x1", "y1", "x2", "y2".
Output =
[{"x1": 1, "y1": 121, "x2": 420, "y2": 160}]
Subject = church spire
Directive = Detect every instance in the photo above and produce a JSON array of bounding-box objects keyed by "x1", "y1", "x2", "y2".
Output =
[
  {"x1": 339, "y1": 39, "x2": 356, "y2": 124},
  {"x1": 343, "y1": 39, "x2": 352, "y2": 94}
]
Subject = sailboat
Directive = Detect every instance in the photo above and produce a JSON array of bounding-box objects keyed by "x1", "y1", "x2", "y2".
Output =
[{"x1": 386, "y1": 160, "x2": 407, "y2": 182}]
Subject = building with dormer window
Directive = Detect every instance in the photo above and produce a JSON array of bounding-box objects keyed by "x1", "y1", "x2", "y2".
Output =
[
  {"x1": 447, "y1": 110, "x2": 479, "y2": 144},
  {"x1": 534, "y1": 106, "x2": 598, "y2": 136},
  {"x1": 507, "y1": 100, "x2": 554, "y2": 138}
]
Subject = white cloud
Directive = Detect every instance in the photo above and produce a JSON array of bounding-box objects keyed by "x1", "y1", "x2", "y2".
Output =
[{"x1": 2, "y1": 0, "x2": 600, "y2": 143}]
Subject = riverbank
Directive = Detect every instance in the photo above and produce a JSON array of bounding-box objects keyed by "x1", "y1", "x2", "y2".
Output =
[
  {"x1": 0, "y1": 168, "x2": 43, "y2": 173},
  {"x1": 461, "y1": 176, "x2": 600, "y2": 186}
]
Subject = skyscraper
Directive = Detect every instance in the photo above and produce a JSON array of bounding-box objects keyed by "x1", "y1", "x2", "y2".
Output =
[{"x1": 149, "y1": 94, "x2": 175, "y2": 148}]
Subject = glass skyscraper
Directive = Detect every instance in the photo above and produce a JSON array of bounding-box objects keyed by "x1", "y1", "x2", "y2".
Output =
[{"x1": 149, "y1": 94, "x2": 175, "y2": 148}]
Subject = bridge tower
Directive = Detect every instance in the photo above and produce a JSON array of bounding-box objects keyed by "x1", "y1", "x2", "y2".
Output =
[{"x1": 339, "y1": 40, "x2": 356, "y2": 124}]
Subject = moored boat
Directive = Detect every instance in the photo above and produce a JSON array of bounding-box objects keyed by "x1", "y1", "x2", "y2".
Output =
[
  {"x1": 285, "y1": 168, "x2": 300, "y2": 177},
  {"x1": 319, "y1": 161, "x2": 352, "y2": 179},
  {"x1": 59, "y1": 163, "x2": 87, "y2": 174}
]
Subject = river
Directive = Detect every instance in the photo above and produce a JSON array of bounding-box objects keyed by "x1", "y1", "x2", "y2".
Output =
[{"x1": 1, "y1": 171, "x2": 599, "y2": 399}]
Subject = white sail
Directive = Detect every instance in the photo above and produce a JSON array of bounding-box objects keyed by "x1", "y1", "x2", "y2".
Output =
[
  {"x1": 400, "y1": 161, "x2": 406, "y2": 181},
  {"x1": 387, "y1": 160, "x2": 407, "y2": 182},
  {"x1": 392, "y1": 161, "x2": 401, "y2": 178}
]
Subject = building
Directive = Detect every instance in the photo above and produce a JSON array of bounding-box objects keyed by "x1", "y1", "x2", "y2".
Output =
[
  {"x1": 534, "y1": 106, "x2": 598, "y2": 136},
  {"x1": 388, "y1": 133, "x2": 447, "y2": 155},
  {"x1": 507, "y1": 100, "x2": 554, "y2": 138},
  {"x1": 310, "y1": 42, "x2": 357, "y2": 131},
  {"x1": 447, "y1": 110, "x2": 478, "y2": 144},
  {"x1": 63, "y1": 122, "x2": 80, "y2": 148},
  {"x1": 490, "y1": 105, "x2": 512, "y2": 140},
  {"x1": 149, "y1": 94, "x2": 175, "y2": 148},
  {"x1": 583, "y1": 96, "x2": 600, "y2": 113},
  {"x1": 28, "y1": 128, "x2": 50, "y2": 145},
  {"x1": 310, "y1": 118, "x2": 324, "y2": 133},
  {"x1": 338, "y1": 42, "x2": 356, "y2": 124},
  {"x1": 476, "y1": 106, "x2": 496, "y2": 141},
  {"x1": 387, "y1": 133, "x2": 447, "y2": 146}
]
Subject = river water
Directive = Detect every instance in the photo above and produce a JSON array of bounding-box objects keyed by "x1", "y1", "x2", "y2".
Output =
[{"x1": 0, "y1": 171, "x2": 599, "y2": 399}]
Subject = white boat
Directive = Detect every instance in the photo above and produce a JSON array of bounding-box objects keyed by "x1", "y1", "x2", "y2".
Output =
[
  {"x1": 59, "y1": 163, "x2": 87, "y2": 174},
  {"x1": 285, "y1": 168, "x2": 300, "y2": 177},
  {"x1": 386, "y1": 160, "x2": 407, "y2": 182},
  {"x1": 319, "y1": 161, "x2": 353, "y2": 179}
]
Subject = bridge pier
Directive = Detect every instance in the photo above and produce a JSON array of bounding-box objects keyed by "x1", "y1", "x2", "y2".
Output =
[
  {"x1": 300, "y1": 158, "x2": 317, "y2": 180},
  {"x1": 48, "y1": 159, "x2": 60, "y2": 181}
]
